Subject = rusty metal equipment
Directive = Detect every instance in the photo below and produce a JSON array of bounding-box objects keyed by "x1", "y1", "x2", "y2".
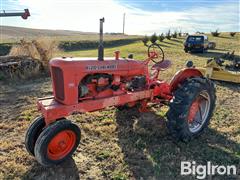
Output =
[
  {"x1": 198, "y1": 52, "x2": 240, "y2": 83},
  {"x1": 0, "y1": 9, "x2": 30, "y2": 19}
]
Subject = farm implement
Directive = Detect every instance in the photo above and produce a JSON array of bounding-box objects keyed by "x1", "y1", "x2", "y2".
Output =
[
  {"x1": 198, "y1": 52, "x2": 240, "y2": 83},
  {"x1": 0, "y1": 9, "x2": 30, "y2": 19},
  {"x1": 25, "y1": 18, "x2": 216, "y2": 166}
]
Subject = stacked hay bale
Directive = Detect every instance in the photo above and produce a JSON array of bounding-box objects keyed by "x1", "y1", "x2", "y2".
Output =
[
  {"x1": 0, "y1": 56, "x2": 43, "y2": 80},
  {"x1": 0, "y1": 38, "x2": 58, "y2": 80}
]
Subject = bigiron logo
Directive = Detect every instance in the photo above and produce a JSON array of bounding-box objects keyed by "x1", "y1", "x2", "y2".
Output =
[{"x1": 181, "y1": 161, "x2": 237, "y2": 179}]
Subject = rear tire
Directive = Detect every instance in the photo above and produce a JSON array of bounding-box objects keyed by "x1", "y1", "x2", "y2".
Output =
[
  {"x1": 116, "y1": 102, "x2": 138, "y2": 111},
  {"x1": 34, "y1": 120, "x2": 81, "y2": 167},
  {"x1": 166, "y1": 77, "x2": 216, "y2": 142},
  {"x1": 116, "y1": 105, "x2": 129, "y2": 111},
  {"x1": 25, "y1": 116, "x2": 45, "y2": 156}
]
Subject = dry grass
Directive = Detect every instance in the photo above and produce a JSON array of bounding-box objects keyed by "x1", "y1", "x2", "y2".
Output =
[
  {"x1": 0, "y1": 33, "x2": 239, "y2": 180},
  {"x1": 0, "y1": 38, "x2": 59, "y2": 80},
  {"x1": 10, "y1": 42, "x2": 37, "y2": 58},
  {"x1": 9, "y1": 38, "x2": 59, "y2": 66},
  {"x1": 0, "y1": 26, "x2": 142, "y2": 44}
]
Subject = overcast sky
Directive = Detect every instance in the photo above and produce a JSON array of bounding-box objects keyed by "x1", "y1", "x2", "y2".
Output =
[{"x1": 1, "y1": 0, "x2": 239, "y2": 34}]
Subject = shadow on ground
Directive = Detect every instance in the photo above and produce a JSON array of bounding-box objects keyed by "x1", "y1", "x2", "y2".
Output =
[
  {"x1": 216, "y1": 36, "x2": 233, "y2": 39},
  {"x1": 191, "y1": 50, "x2": 240, "y2": 61},
  {"x1": 171, "y1": 39, "x2": 184, "y2": 43},
  {"x1": 22, "y1": 157, "x2": 80, "y2": 180},
  {"x1": 115, "y1": 108, "x2": 240, "y2": 180},
  {"x1": 161, "y1": 41, "x2": 178, "y2": 46}
]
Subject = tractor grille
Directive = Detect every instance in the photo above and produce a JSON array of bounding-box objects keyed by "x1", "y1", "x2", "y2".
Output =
[{"x1": 52, "y1": 67, "x2": 65, "y2": 101}]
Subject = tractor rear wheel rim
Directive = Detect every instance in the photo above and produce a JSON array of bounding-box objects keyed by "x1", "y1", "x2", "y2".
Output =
[
  {"x1": 47, "y1": 130, "x2": 76, "y2": 160},
  {"x1": 188, "y1": 90, "x2": 210, "y2": 133}
]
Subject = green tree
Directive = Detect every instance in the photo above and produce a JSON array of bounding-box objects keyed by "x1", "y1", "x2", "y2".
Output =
[
  {"x1": 150, "y1": 33, "x2": 158, "y2": 44},
  {"x1": 178, "y1": 31, "x2": 182, "y2": 37},
  {"x1": 172, "y1": 31, "x2": 178, "y2": 38},
  {"x1": 142, "y1": 35, "x2": 149, "y2": 46},
  {"x1": 211, "y1": 29, "x2": 220, "y2": 37},
  {"x1": 230, "y1": 32, "x2": 236, "y2": 37},
  {"x1": 158, "y1": 33, "x2": 165, "y2": 42},
  {"x1": 166, "y1": 30, "x2": 172, "y2": 40}
]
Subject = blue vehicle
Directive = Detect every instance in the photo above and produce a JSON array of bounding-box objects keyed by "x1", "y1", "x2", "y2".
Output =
[{"x1": 184, "y1": 35, "x2": 209, "y2": 53}]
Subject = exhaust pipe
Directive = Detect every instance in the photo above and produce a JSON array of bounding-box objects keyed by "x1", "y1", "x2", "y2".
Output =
[{"x1": 98, "y1": 17, "x2": 105, "y2": 61}]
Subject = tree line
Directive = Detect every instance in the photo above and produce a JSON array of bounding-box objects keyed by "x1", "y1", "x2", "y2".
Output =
[{"x1": 142, "y1": 29, "x2": 238, "y2": 46}]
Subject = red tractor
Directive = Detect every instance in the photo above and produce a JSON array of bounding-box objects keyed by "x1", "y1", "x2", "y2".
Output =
[{"x1": 25, "y1": 18, "x2": 216, "y2": 167}]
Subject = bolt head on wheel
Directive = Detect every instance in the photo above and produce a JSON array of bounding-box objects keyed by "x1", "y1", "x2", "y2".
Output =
[{"x1": 47, "y1": 130, "x2": 77, "y2": 160}]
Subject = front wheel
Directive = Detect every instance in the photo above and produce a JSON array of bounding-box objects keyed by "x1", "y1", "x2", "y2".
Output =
[
  {"x1": 25, "y1": 116, "x2": 45, "y2": 156},
  {"x1": 34, "y1": 119, "x2": 81, "y2": 167},
  {"x1": 166, "y1": 77, "x2": 216, "y2": 142}
]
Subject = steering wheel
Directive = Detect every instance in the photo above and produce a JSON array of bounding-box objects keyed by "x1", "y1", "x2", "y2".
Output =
[{"x1": 147, "y1": 43, "x2": 164, "y2": 63}]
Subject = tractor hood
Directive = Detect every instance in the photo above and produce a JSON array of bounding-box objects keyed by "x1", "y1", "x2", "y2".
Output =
[
  {"x1": 49, "y1": 57, "x2": 148, "y2": 105},
  {"x1": 49, "y1": 57, "x2": 146, "y2": 74}
]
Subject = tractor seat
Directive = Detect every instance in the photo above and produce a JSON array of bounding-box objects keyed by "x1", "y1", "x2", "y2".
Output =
[{"x1": 151, "y1": 60, "x2": 172, "y2": 71}]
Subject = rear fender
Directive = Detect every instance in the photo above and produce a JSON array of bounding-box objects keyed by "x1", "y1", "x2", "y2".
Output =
[{"x1": 170, "y1": 68, "x2": 203, "y2": 92}]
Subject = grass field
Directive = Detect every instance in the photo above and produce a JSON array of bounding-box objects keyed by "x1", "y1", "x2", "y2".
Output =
[
  {"x1": 0, "y1": 26, "x2": 141, "y2": 43},
  {"x1": 0, "y1": 33, "x2": 239, "y2": 180}
]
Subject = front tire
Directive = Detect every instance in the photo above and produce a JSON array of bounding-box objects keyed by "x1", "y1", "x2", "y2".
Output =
[
  {"x1": 34, "y1": 120, "x2": 81, "y2": 167},
  {"x1": 166, "y1": 77, "x2": 216, "y2": 142},
  {"x1": 25, "y1": 116, "x2": 45, "y2": 156}
]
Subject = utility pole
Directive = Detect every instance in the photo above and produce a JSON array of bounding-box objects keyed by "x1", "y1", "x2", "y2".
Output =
[{"x1": 123, "y1": 13, "x2": 125, "y2": 35}]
